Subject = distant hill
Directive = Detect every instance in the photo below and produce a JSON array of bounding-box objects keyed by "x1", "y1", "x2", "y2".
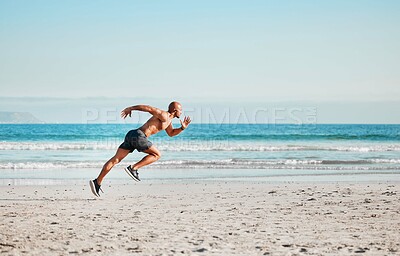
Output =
[{"x1": 0, "y1": 112, "x2": 44, "y2": 124}]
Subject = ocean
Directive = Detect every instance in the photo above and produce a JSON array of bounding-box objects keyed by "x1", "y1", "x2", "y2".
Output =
[{"x1": 0, "y1": 124, "x2": 399, "y2": 182}]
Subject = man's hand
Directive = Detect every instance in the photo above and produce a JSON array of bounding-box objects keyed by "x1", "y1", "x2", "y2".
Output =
[
  {"x1": 180, "y1": 116, "x2": 192, "y2": 130},
  {"x1": 120, "y1": 107, "x2": 132, "y2": 119}
]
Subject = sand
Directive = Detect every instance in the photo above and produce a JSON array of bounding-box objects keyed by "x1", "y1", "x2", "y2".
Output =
[{"x1": 0, "y1": 180, "x2": 399, "y2": 255}]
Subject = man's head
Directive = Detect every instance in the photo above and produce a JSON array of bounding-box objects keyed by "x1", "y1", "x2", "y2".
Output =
[{"x1": 168, "y1": 101, "x2": 182, "y2": 118}]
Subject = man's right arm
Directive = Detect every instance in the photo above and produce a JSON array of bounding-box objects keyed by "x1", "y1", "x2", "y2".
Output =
[{"x1": 121, "y1": 105, "x2": 168, "y2": 121}]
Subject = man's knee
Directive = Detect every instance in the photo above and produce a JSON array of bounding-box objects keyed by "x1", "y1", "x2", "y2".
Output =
[
  {"x1": 111, "y1": 157, "x2": 121, "y2": 164},
  {"x1": 151, "y1": 151, "x2": 161, "y2": 160}
]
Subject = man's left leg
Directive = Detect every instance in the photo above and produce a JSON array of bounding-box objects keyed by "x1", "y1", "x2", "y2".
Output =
[
  {"x1": 97, "y1": 147, "x2": 131, "y2": 185},
  {"x1": 90, "y1": 147, "x2": 130, "y2": 197}
]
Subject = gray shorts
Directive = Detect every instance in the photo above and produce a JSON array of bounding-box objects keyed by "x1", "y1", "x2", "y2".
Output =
[{"x1": 119, "y1": 129, "x2": 153, "y2": 153}]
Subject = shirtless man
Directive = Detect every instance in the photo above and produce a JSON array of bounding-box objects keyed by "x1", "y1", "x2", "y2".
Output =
[{"x1": 89, "y1": 101, "x2": 191, "y2": 197}]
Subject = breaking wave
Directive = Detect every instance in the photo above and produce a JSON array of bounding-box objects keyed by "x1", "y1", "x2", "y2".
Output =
[
  {"x1": 1, "y1": 142, "x2": 399, "y2": 152},
  {"x1": 1, "y1": 158, "x2": 400, "y2": 170}
]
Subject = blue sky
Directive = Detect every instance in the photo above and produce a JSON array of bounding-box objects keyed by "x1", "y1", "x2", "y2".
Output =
[{"x1": 0, "y1": 0, "x2": 399, "y2": 123}]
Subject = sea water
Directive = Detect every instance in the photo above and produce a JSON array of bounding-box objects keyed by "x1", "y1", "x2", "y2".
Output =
[{"x1": 0, "y1": 124, "x2": 399, "y2": 182}]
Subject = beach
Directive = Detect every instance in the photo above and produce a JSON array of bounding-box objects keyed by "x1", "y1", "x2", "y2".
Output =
[
  {"x1": 1, "y1": 178, "x2": 399, "y2": 255},
  {"x1": 1, "y1": 123, "x2": 400, "y2": 255},
  {"x1": 2, "y1": 0, "x2": 400, "y2": 254}
]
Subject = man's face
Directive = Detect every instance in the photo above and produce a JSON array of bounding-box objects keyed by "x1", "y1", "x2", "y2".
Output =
[{"x1": 175, "y1": 105, "x2": 182, "y2": 118}]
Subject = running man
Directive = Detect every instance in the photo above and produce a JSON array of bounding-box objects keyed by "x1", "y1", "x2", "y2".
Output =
[{"x1": 89, "y1": 101, "x2": 191, "y2": 197}]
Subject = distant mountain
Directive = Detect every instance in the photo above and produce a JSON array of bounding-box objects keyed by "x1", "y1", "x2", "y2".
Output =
[{"x1": 0, "y1": 112, "x2": 44, "y2": 124}]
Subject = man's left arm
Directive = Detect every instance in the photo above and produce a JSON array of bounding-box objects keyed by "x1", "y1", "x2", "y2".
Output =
[{"x1": 165, "y1": 116, "x2": 191, "y2": 137}]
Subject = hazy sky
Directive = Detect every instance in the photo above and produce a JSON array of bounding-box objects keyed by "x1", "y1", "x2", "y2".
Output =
[{"x1": 0, "y1": 1, "x2": 399, "y2": 123}]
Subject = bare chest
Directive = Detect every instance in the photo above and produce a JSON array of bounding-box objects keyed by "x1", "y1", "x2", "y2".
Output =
[{"x1": 146, "y1": 117, "x2": 171, "y2": 132}]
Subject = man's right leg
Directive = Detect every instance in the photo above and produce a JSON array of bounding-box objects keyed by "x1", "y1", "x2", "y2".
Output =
[
  {"x1": 97, "y1": 147, "x2": 130, "y2": 185},
  {"x1": 131, "y1": 145, "x2": 161, "y2": 170},
  {"x1": 123, "y1": 146, "x2": 161, "y2": 182}
]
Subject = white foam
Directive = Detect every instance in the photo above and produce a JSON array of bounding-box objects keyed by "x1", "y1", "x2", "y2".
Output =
[
  {"x1": 1, "y1": 158, "x2": 399, "y2": 170},
  {"x1": 1, "y1": 141, "x2": 400, "y2": 152},
  {"x1": 0, "y1": 142, "x2": 116, "y2": 150},
  {"x1": 0, "y1": 162, "x2": 102, "y2": 169}
]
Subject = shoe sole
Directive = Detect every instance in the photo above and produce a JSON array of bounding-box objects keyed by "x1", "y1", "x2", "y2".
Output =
[
  {"x1": 124, "y1": 167, "x2": 140, "y2": 182},
  {"x1": 89, "y1": 180, "x2": 100, "y2": 197}
]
